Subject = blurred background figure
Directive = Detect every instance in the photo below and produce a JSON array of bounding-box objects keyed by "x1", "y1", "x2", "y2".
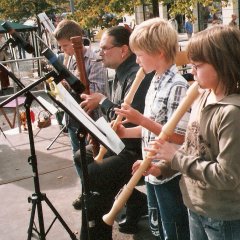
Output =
[
  {"x1": 185, "y1": 18, "x2": 193, "y2": 39},
  {"x1": 0, "y1": 34, "x2": 10, "y2": 91},
  {"x1": 168, "y1": 14, "x2": 178, "y2": 32},
  {"x1": 229, "y1": 13, "x2": 238, "y2": 28}
]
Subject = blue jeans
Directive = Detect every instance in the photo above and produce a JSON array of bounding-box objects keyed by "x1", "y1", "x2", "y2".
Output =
[
  {"x1": 188, "y1": 209, "x2": 240, "y2": 240},
  {"x1": 146, "y1": 175, "x2": 189, "y2": 240},
  {"x1": 68, "y1": 126, "x2": 81, "y2": 176}
]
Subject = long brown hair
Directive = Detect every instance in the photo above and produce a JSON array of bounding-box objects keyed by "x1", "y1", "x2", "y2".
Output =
[{"x1": 187, "y1": 25, "x2": 240, "y2": 95}]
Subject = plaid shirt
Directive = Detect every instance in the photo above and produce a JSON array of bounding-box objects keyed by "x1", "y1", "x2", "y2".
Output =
[
  {"x1": 64, "y1": 47, "x2": 109, "y2": 122},
  {"x1": 83, "y1": 47, "x2": 109, "y2": 96},
  {"x1": 142, "y1": 65, "x2": 190, "y2": 184}
]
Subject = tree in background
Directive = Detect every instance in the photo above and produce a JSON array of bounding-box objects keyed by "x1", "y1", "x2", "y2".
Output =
[
  {"x1": 72, "y1": 0, "x2": 139, "y2": 29},
  {"x1": 0, "y1": 0, "x2": 66, "y2": 23},
  {"x1": 0, "y1": 0, "x2": 229, "y2": 30},
  {"x1": 168, "y1": 0, "x2": 228, "y2": 22},
  {"x1": 71, "y1": 0, "x2": 228, "y2": 29},
  {"x1": 0, "y1": 0, "x2": 69, "y2": 49}
]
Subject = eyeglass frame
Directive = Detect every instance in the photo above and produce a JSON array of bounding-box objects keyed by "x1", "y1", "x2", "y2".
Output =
[
  {"x1": 99, "y1": 44, "x2": 123, "y2": 53},
  {"x1": 191, "y1": 63, "x2": 204, "y2": 71}
]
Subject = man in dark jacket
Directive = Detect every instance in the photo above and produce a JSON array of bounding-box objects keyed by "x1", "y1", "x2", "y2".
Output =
[{"x1": 75, "y1": 26, "x2": 154, "y2": 239}]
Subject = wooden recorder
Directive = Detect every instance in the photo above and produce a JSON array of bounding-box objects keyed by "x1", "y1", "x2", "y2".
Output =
[
  {"x1": 94, "y1": 67, "x2": 146, "y2": 162},
  {"x1": 102, "y1": 81, "x2": 200, "y2": 225}
]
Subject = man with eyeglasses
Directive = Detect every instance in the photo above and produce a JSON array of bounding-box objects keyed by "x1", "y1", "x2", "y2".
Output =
[{"x1": 75, "y1": 26, "x2": 154, "y2": 239}]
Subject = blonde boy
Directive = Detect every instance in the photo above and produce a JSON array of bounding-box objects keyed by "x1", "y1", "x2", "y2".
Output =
[{"x1": 115, "y1": 18, "x2": 190, "y2": 239}]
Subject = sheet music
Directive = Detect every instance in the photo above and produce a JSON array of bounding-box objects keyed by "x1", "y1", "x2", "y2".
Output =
[
  {"x1": 51, "y1": 82, "x2": 125, "y2": 155},
  {"x1": 38, "y1": 12, "x2": 55, "y2": 33},
  {"x1": 36, "y1": 96, "x2": 58, "y2": 115}
]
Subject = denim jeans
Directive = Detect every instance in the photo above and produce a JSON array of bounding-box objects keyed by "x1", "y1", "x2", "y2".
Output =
[
  {"x1": 68, "y1": 126, "x2": 81, "y2": 176},
  {"x1": 146, "y1": 175, "x2": 189, "y2": 240},
  {"x1": 188, "y1": 209, "x2": 240, "y2": 240}
]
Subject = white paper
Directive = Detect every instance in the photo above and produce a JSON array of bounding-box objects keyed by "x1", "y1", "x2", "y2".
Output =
[
  {"x1": 38, "y1": 12, "x2": 55, "y2": 33},
  {"x1": 50, "y1": 83, "x2": 125, "y2": 155},
  {"x1": 95, "y1": 117, "x2": 125, "y2": 154},
  {"x1": 36, "y1": 96, "x2": 58, "y2": 115}
]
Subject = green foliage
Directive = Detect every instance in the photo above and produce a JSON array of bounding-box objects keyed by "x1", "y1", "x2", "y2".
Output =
[
  {"x1": 0, "y1": 0, "x2": 230, "y2": 28},
  {"x1": 73, "y1": 0, "x2": 141, "y2": 28},
  {"x1": 72, "y1": 0, "x2": 229, "y2": 28},
  {"x1": 0, "y1": 0, "x2": 66, "y2": 22},
  {"x1": 163, "y1": 0, "x2": 229, "y2": 22}
]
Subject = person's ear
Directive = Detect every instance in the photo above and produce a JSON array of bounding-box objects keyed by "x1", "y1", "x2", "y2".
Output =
[{"x1": 121, "y1": 44, "x2": 130, "y2": 58}]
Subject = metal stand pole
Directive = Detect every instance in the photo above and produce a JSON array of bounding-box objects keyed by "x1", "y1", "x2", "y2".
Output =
[
  {"x1": 0, "y1": 126, "x2": 6, "y2": 138},
  {"x1": 77, "y1": 128, "x2": 100, "y2": 240},
  {"x1": 24, "y1": 93, "x2": 77, "y2": 240},
  {"x1": 46, "y1": 125, "x2": 67, "y2": 150}
]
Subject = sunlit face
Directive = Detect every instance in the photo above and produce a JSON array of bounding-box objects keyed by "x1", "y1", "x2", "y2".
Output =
[
  {"x1": 57, "y1": 39, "x2": 74, "y2": 56},
  {"x1": 134, "y1": 49, "x2": 161, "y2": 74},
  {"x1": 191, "y1": 62, "x2": 218, "y2": 90},
  {"x1": 99, "y1": 34, "x2": 123, "y2": 69}
]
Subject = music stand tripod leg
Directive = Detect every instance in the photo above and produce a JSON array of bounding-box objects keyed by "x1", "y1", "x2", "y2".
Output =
[
  {"x1": 27, "y1": 193, "x2": 41, "y2": 239},
  {"x1": 23, "y1": 93, "x2": 77, "y2": 240},
  {"x1": 0, "y1": 126, "x2": 7, "y2": 138},
  {"x1": 46, "y1": 125, "x2": 67, "y2": 150},
  {"x1": 44, "y1": 194, "x2": 77, "y2": 238}
]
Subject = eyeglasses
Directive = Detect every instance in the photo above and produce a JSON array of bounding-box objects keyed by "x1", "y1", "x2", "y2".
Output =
[
  {"x1": 99, "y1": 45, "x2": 119, "y2": 53},
  {"x1": 191, "y1": 63, "x2": 204, "y2": 71}
]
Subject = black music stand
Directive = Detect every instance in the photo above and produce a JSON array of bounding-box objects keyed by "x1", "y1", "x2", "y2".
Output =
[
  {"x1": 75, "y1": 124, "x2": 100, "y2": 240},
  {"x1": 0, "y1": 125, "x2": 6, "y2": 138},
  {"x1": 45, "y1": 106, "x2": 67, "y2": 150},
  {"x1": 46, "y1": 125, "x2": 67, "y2": 150},
  {"x1": 0, "y1": 72, "x2": 78, "y2": 240},
  {"x1": 46, "y1": 82, "x2": 125, "y2": 240}
]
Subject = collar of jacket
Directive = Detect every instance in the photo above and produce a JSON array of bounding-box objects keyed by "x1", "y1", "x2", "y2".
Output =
[
  {"x1": 115, "y1": 54, "x2": 138, "y2": 84},
  {"x1": 219, "y1": 94, "x2": 240, "y2": 107}
]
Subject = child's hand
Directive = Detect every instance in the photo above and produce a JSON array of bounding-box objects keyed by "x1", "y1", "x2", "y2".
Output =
[
  {"x1": 114, "y1": 121, "x2": 127, "y2": 138},
  {"x1": 132, "y1": 160, "x2": 143, "y2": 175},
  {"x1": 131, "y1": 160, "x2": 162, "y2": 178},
  {"x1": 144, "y1": 138, "x2": 180, "y2": 163},
  {"x1": 114, "y1": 103, "x2": 143, "y2": 125},
  {"x1": 61, "y1": 79, "x2": 70, "y2": 90}
]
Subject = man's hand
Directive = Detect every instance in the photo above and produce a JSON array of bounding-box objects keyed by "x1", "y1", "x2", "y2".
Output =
[{"x1": 80, "y1": 92, "x2": 104, "y2": 114}]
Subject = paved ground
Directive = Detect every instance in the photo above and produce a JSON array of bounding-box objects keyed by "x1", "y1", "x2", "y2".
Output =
[
  {"x1": 0, "y1": 122, "x2": 154, "y2": 240},
  {"x1": 0, "y1": 61, "x2": 154, "y2": 240}
]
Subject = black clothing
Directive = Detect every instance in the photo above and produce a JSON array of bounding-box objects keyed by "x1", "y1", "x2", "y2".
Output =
[
  {"x1": 75, "y1": 54, "x2": 154, "y2": 239},
  {"x1": 100, "y1": 54, "x2": 153, "y2": 151}
]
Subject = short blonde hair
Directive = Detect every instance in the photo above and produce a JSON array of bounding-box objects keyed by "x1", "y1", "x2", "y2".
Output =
[{"x1": 129, "y1": 18, "x2": 178, "y2": 62}]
